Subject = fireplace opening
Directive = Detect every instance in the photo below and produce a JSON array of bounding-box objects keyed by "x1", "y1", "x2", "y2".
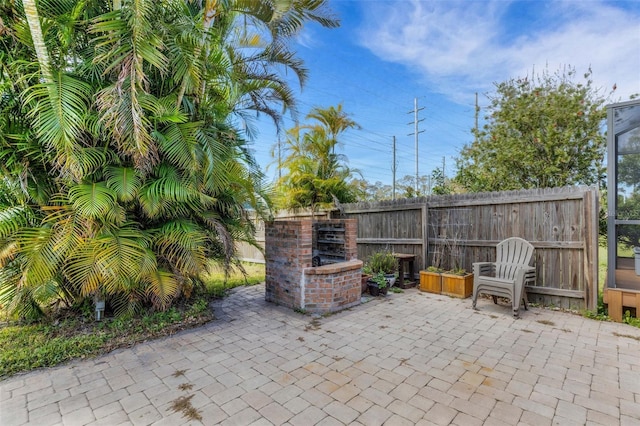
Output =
[{"x1": 313, "y1": 222, "x2": 347, "y2": 266}]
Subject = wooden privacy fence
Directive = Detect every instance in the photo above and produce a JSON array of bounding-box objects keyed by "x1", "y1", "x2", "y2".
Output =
[
  {"x1": 337, "y1": 186, "x2": 599, "y2": 311},
  {"x1": 237, "y1": 186, "x2": 599, "y2": 311}
]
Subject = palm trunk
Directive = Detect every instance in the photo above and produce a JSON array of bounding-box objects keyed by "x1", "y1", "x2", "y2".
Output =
[
  {"x1": 22, "y1": 0, "x2": 53, "y2": 83},
  {"x1": 203, "y1": 0, "x2": 218, "y2": 29}
]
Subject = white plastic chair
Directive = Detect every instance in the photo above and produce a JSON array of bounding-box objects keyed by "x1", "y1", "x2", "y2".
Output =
[{"x1": 472, "y1": 237, "x2": 536, "y2": 317}]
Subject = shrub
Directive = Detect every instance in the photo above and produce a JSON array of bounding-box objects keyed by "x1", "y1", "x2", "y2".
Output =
[{"x1": 368, "y1": 251, "x2": 396, "y2": 275}]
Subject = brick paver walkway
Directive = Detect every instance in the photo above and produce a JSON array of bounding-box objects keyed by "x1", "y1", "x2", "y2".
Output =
[{"x1": 2, "y1": 284, "x2": 640, "y2": 425}]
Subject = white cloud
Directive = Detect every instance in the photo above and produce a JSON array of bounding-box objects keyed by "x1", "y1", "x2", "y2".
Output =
[
  {"x1": 358, "y1": 0, "x2": 640, "y2": 103},
  {"x1": 295, "y1": 27, "x2": 317, "y2": 49}
]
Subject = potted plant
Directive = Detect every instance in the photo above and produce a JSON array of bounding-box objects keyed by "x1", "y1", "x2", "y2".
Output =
[
  {"x1": 438, "y1": 208, "x2": 473, "y2": 298},
  {"x1": 441, "y1": 267, "x2": 473, "y2": 298},
  {"x1": 440, "y1": 223, "x2": 473, "y2": 298},
  {"x1": 367, "y1": 250, "x2": 397, "y2": 287},
  {"x1": 361, "y1": 264, "x2": 373, "y2": 295},
  {"x1": 420, "y1": 265, "x2": 444, "y2": 294},
  {"x1": 367, "y1": 272, "x2": 389, "y2": 297},
  {"x1": 420, "y1": 232, "x2": 445, "y2": 293}
]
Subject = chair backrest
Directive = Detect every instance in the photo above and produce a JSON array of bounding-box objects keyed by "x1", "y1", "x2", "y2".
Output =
[{"x1": 495, "y1": 237, "x2": 534, "y2": 280}]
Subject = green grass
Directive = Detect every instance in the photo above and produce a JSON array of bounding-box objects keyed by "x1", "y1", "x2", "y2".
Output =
[
  {"x1": 201, "y1": 261, "x2": 265, "y2": 296},
  {"x1": 589, "y1": 243, "x2": 640, "y2": 325},
  {"x1": 0, "y1": 262, "x2": 265, "y2": 379},
  {"x1": 586, "y1": 244, "x2": 612, "y2": 321},
  {"x1": 0, "y1": 323, "x2": 109, "y2": 375},
  {"x1": 598, "y1": 243, "x2": 607, "y2": 292},
  {"x1": 0, "y1": 300, "x2": 212, "y2": 379}
]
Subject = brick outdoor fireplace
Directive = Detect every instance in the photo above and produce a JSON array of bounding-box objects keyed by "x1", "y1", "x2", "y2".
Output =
[{"x1": 265, "y1": 219, "x2": 363, "y2": 314}]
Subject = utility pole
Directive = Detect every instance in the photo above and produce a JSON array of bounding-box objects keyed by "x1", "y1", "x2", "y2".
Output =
[
  {"x1": 474, "y1": 92, "x2": 479, "y2": 143},
  {"x1": 392, "y1": 136, "x2": 397, "y2": 201},
  {"x1": 408, "y1": 98, "x2": 425, "y2": 195}
]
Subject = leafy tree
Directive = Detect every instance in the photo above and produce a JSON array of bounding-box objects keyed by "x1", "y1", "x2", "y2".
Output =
[
  {"x1": 397, "y1": 174, "x2": 430, "y2": 198},
  {"x1": 277, "y1": 105, "x2": 362, "y2": 211},
  {"x1": 352, "y1": 167, "x2": 456, "y2": 202},
  {"x1": 455, "y1": 67, "x2": 611, "y2": 192},
  {"x1": 0, "y1": 0, "x2": 338, "y2": 319},
  {"x1": 430, "y1": 167, "x2": 451, "y2": 195},
  {"x1": 354, "y1": 179, "x2": 394, "y2": 201}
]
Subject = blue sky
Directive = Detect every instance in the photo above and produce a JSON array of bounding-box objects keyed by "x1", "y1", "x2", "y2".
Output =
[{"x1": 250, "y1": 0, "x2": 640, "y2": 188}]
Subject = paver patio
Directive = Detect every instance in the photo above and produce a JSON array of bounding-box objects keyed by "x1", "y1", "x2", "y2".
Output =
[{"x1": 2, "y1": 284, "x2": 640, "y2": 425}]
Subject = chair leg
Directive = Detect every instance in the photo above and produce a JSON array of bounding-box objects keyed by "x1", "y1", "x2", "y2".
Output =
[
  {"x1": 492, "y1": 295, "x2": 498, "y2": 304},
  {"x1": 513, "y1": 281, "x2": 523, "y2": 317},
  {"x1": 472, "y1": 285, "x2": 478, "y2": 309}
]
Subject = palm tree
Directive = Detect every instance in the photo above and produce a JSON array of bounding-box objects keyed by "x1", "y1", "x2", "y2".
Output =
[
  {"x1": 277, "y1": 105, "x2": 362, "y2": 213},
  {"x1": 0, "y1": 0, "x2": 339, "y2": 319},
  {"x1": 305, "y1": 103, "x2": 360, "y2": 152}
]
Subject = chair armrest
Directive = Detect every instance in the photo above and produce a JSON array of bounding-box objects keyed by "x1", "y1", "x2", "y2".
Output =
[
  {"x1": 472, "y1": 262, "x2": 494, "y2": 267},
  {"x1": 473, "y1": 262, "x2": 495, "y2": 276},
  {"x1": 515, "y1": 266, "x2": 536, "y2": 287},
  {"x1": 522, "y1": 266, "x2": 536, "y2": 286}
]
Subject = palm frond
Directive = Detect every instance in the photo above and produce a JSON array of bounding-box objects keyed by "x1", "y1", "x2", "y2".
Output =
[
  {"x1": 105, "y1": 166, "x2": 142, "y2": 203},
  {"x1": 41, "y1": 203, "x2": 86, "y2": 251},
  {"x1": 142, "y1": 95, "x2": 188, "y2": 124},
  {"x1": 97, "y1": 235, "x2": 153, "y2": 294},
  {"x1": 15, "y1": 226, "x2": 62, "y2": 288},
  {"x1": 92, "y1": 0, "x2": 168, "y2": 169},
  {"x1": 65, "y1": 225, "x2": 155, "y2": 299},
  {"x1": 142, "y1": 268, "x2": 179, "y2": 310},
  {"x1": 91, "y1": 2, "x2": 167, "y2": 73},
  {"x1": 138, "y1": 165, "x2": 202, "y2": 218},
  {"x1": 23, "y1": 72, "x2": 92, "y2": 178},
  {"x1": 0, "y1": 268, "x2": 47, "y2": 321},
  {"x1": 156, "y1": 121, "x2": 202, "y2": 172},
  {"x1": 199, "y1": 212, "x2": 235, "y2": 265},
  {"x1": 67, "y1": 182, "x2": 118, "y2": 220},
  {"x1": 270, "y1": 0, "x2": 339, "y2": 37},
  {"x1": 167, "y1": 21, "x2": 205, "y2": 106},
  {"x1": 0, "y1": 206, "x2": 31, "y2": 239},
  {"x1": 109, "y1": 288, "x2": 145, "y2": 317},
  {"x1": 153, "y1": 219, "x2": 207, "y2": 274},
  {"x1": 0, "y1": 258, "x2": 25, "y2": 313},
  {"x1": 67, "y1": 147, "x2": 110, "y2": 179},
  {"x1": 96, "y1": 85, "x2": 157, "y2": 170},
  {"x1": 63, "y1": 240, "x2": 103, "y2": 296}
]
